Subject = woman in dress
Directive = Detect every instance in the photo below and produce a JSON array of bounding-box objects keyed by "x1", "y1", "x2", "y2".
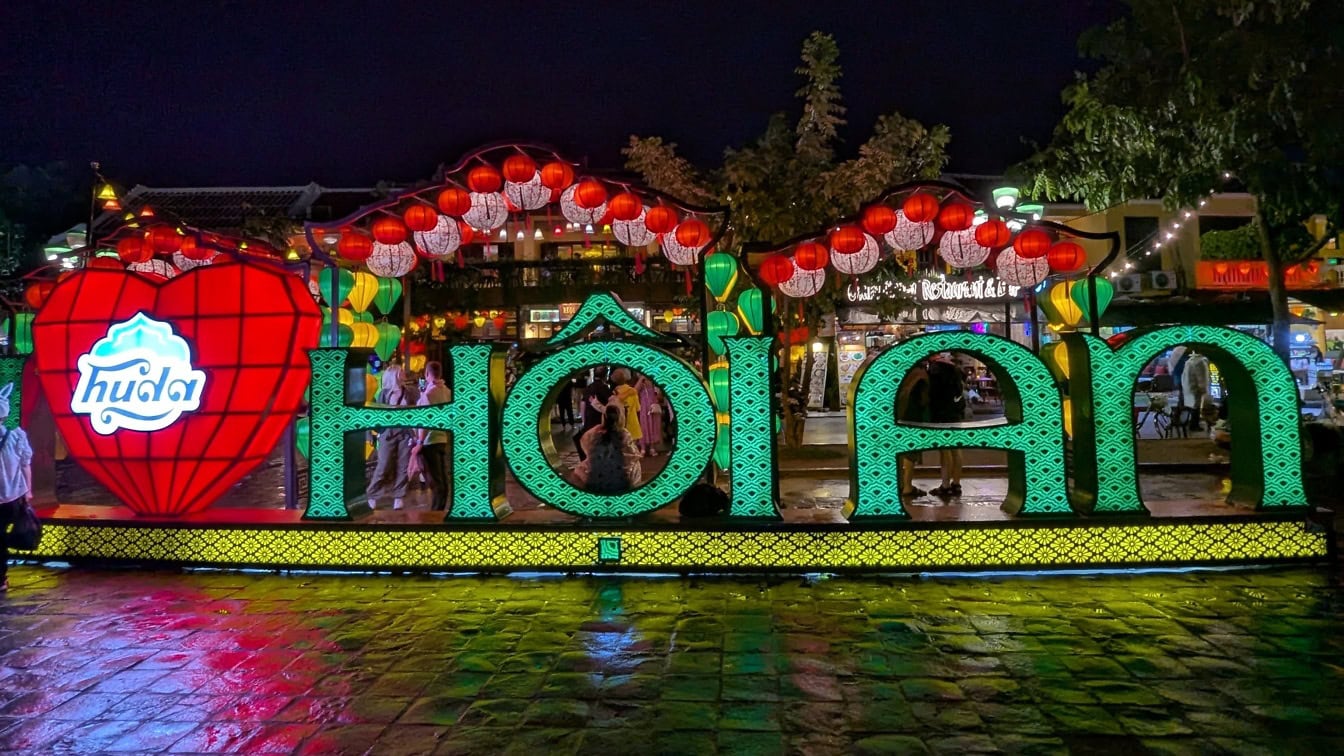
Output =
[
  {"x1": 610, "y1": 368, "x2": 643, "y2": 448},
  {"x1": 635, "y1": 374, "x2": 661, "y2": 456},
  {"x1": 574, "y1": 405, "x2": 643, "y2": 493}
]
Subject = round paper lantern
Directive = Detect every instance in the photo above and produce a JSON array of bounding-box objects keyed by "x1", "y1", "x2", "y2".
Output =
[
  {"x1": 116, "y1": 236, "x2": 151, "y2": 263},
  {"x1": 1047, "y1": 241, "x2": 1086, "y2": 272},
  {"x1": 675, "y1": 219, "x2": 710, "y2": 248},
  {"x1": 885, "y1": 212, "x2": 935, "y2": 250},
  {"x1": 403, "y1": 205, "x2": 439, "y2": 233},
  {"x1": 708, "y1": 360, "x2": 731, "y2": 411},
  {"x1": 129, "y1": 258, "x2": 179, "y2": 280},
  {"x1": 975, "y1": 219, "x2": 1011, "y2": 249},
  {"x1": 374, "y1": 322, "x2": 402, "y2": 361},
  {"x1": 758, "y1": 254, "x2": 795, "y2": 287},
  {"x1": 413, "y1": 215, "x2": 462, "y2": 259},
  {"x1": 736, "y1": 289, "x2": 766, "y2": 335},
  {"x1": 318, "y1": 268, "x2": 356, "y2": 306},
  {"x1": 463, "y1": 192, "x2": 508, "y2": 230},
  {"x1": 613, "y1": 209, "x2": 656, "y2": 246},
  {"x1": 502, "y1": 154, "x2": 537, "y2": 183},
  {"x1": 174, "y1": 250, "x2": 213, "y2": 271},
  {"x1": 829, "y1": 226, "x2": 865, "y2": 254},
  {"x1": 372, "y1": 217, "x2": 408, "y2": 245},
  {"x1": 349, "y1": 321, "x2": 379, "y2": 349},
  {"x1": 608, "y1": 192, "x2": 643, "y2": 221},
  {"x1": 560, "y1": 185, "x2": 606, "y2": 224},
  {"x1": 861, "y1": 205, "x2": 898, "y2": 235},
  {"x1": 902, "y1": 192, "x2": 940, "y2": 223},
  {"x1": 319, "y1": 323, "x2": 354, "y2": 348},
  {"x1": 660, "y1": 230, "x2": 701, "y2": 266},
  {"x1": 366, "y1": 242, "x2": 417, "y2": 278},
  {"x1": 794, "y1": 241, "x2": 829, "y2": 271},
  {"x1": 177, "y1": 235, "x2": 206, "y2": 261},
  {"x1": 936, "y1": 202, "x2": 975, "y2": 232},
  {"x1": 437, "y1": 187, "x2": 472, "y2": 216},
  {"x1": 644, "y1": 205, "x2": 679, "y2": 234},
  {"x1": 337, "y1": 231, "x2": 373, "y2": 262},
  {"x1": 704, "y1": 253, "x2": 739, "y2": 302},
  {"x1": 994, "y1": 247, "x2": 1050, "y2": 287},
  {"x1": 574, "y1": 179, "x2": 608, "y2": 209},
  {"x1": 24, "y1": 281, "x2": 55, "y2": 310},
  {"x1": 147, "y1": 225, "x2": 182, "y2": 253},
  {"x1": 706, "y1": 310, "x2": 740, "y2": 354},
  {"x1": 1071, "y1": 277, "x2": 1115, "y2": 322},
  {"x1": 1046, "y1": 340, "x2": 1071, "y2": 379},
  {"x1": 503, "y1": 173, "x2": 550, "y2": 211},
  {"x1": 778, "y1": 266, "x2": 826, "y2": 298},
  {"x1": 540, "y1": 161, "x2": 575, "y2": 190},
  {"x1": 938, "y1": 228, "x2": 991, "y2": 268},
  {"x1": 467, "y1": 165, "x2": 503, "y2": 193},
  {"x1": 372, "y1": 277, "x2": 403, "y2": 314},
  {"x1": 1013, "y1": 228, "x2": 1053, "y2": 259},
  {"x1": 830, "y1": 232, "x2": 880, "y2": 275},
  {"x1": 457, "y1": 221, "x2": 475, "y2": 246},
  {"x1": 347, "y1": 271, "x2": 379, "y2": 313}
]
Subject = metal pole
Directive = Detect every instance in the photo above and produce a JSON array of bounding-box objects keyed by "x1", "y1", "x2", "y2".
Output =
[
  {"x1": 1029, "y1": 295, "x2": 1040, "y2": 353},
  {"x1": 283, "y1": 421, "x2": 298, "y2": 510},
  {"x1": 1088, "y1": 275, "x2": 1101, "y2": 337}
]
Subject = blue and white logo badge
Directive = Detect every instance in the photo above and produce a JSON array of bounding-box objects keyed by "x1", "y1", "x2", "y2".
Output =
[{"x1": 71, "y1": 313, "x2": 207, "y2": 435}]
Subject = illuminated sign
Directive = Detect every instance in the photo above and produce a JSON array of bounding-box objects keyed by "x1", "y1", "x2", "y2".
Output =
[
  {"x1": 846, "y1": 275, "x2": 1020, "y2": 305},
  {"x1": 71, "y1": 313, "x2": 206, "y2": 434}
]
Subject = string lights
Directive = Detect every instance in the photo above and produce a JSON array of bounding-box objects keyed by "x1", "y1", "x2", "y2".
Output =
[{"x1": 1107, "y1": 172, "x2": 1234, "y2": 279}]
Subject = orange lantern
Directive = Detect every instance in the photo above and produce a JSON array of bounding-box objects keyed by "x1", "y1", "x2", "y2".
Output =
[
  {"x1": 403, "y1": 205, "x2": 439, "y2": 232},
  {"x1": 116, "y1": 236, "x2": 151, "y2": 263},
  {"x1": 1214, "y1": 262, "x2": 1229, "y2": 276},
  {"x1": 179, "y1": 235, "x2": 210, "y2": 261},
  {"x1": 860, "y1": 205, "x2": 898, "y2": 235},
  {"x1": 574, "y1": 179, "x2": 608, "y2": 209},
  {"x1": 372, "y1": 217, "x2": 408, "y2": 245},
  {"x1": 147, "y1": 224, "x2": 182, "y2": 253},
  {"x1": 902, "y1": 193, "x2": 940, "y2": 223},
  {"x1": 829, "y1": 226, "x2": 865, "y2": 254},
  {"x1": 675, "y1": 218, "x2": 710, "y2": 248},
  {"x1": 467, "y1": 165, "x2": 503, "y2": 193},
  {"x1": 1012, "y1": 228, "x2": 1052, "y2": 259},
  {"x1": 540, "y1": 161, "x2": 574, "y2": 190},
  {"x1": 936, "y1": 202, "x2": 975, "y2": 232},
  {"x1": 645, "y1": 206, "x2": 679, "y2": 234},
  {"x1": 437, "y1": 187, "x2": 472, "y2": 216},
  {"x1": 1237, "y1": 262, "x2": 1253, "y2": 276},
  {"x1": 502, "y1": 154, "x2": 537, "y2": 183},
  {"x1": 24, "y1": 281, "x2": 55, "y2": 310},
  {"x1": 1046, "y1": 241, "x2": 1086, "y2": 272},
  {"x1": 338, "y1": 231, "x2": 374, "y2": 261},
  {"x1": 758, "y1": 254, "x2": 795, "y2": 287},
  {"x1": 608, "y1": 192, "x2": 643, "y2": 221},
  {"x1": 974, "y1": 219, "x2": 1011, "y2": 249},
  {"x1": 794, "y1": 242, "x2": 830, "y2": 271}
]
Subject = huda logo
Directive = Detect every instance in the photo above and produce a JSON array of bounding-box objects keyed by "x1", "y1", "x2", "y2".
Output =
[{"x1": 71, "y1": 313, "x2": 206, "y2": 435}]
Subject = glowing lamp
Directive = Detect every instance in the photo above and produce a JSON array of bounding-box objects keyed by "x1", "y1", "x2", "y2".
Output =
[
  {"x1": 116, "y1": 236, "x2": 151, "y2": 263},
  {"x1": 493, "y1": 315, "x2": 507, "y2": 331},
  {"x1": 993, "y1": 187, "x2": 1020, "y2": 209},
  {"x1": 540, "y1": 161, "x2": 574, "y2": 190},
  {"x1": 736, "y1": 288, "x2": 766, "y2": 335},
  {"x1": 860, "y1": 205, "x2": 898, "y2": 235},
  {"x1": 608, "y1": 192, "x2": 643, "y2": 222},
  {"x1": 502, "y1": 154, "x2": 537, "y2": 183},
  {"x1": 1071, "y1": 277, "x2": 1115, "y2": 322},
  {"x1": 674, "y1": 218, "x2": 710, "y2": 248},
  {"x1": 758, "y1": 254, "x2": 796, "y2": 288},
  {"x1": 1044, "y1": 281, "x2": 1085, "y2": 329},
  {"x1": 644, "y1": 206, "x2": 679, "y2": 235},
  {"x1": 1013, "y1": 228, "x2": 1053, "y2": 259},
  {"x1": 346, "y1": 271, "x2": 380, "y2": 313},
  {"x1": 794, "y1": 241, "x2": 830, "y2": 271},
  {"x1": 147, "y1": 225, "x2": 182, "y2": 253},
  {"x1": 704, "y1": 253, "x2": 739, "y2": 302},
  {"x1": 902, "y1": 193, "x2": 940, "y2": 224},
  {"x1": 436, "y1": 187, "x2": 472, "y2": 216},
  {"x1": 974, "y1": 219, "x2": 1011, "y2": 249},
  {"x1": 467, "y1": 165, "x2": 503, "y2": 193},
  {"x1": 1047, "y1": 241, "x2": 1086, "y2": 272},
  {"x1": 473, "y1": 314, "x2": 486, "y2": 328},
  {"x1": 574, "y1": 180, "x2": 608, "y2": 209},
  {"x1": 371, "y1": 217, "x2": 409, "y2": 245},
  {"x1": 403, "y1": 205, "x2": 439, "y2": 233},
  {"x1": 828, "y1": 226, "x2": 865, "y2": 254},
  {"x1": 708, "y1": 360, "x2": 731, "y2": 411},
  {"x1": 337, "y1": 231, "x2": 373, "y2": 262},
  {"x1": 318, "y1": 267, "x2": 356, "y2": 307},
  {"x1": 936, "y1": 202, "x2": 975, "y2": 232},
  {"x1": 705, "y1": 310, "x2": 740, "y2": 354}
]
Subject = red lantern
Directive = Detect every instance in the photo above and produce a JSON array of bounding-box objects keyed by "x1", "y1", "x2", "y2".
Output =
[
  {"x1": 372, "y1": 217, "x2": 408, "y2": 245},
  {"x1": 1012, "y1": 228, "x2": 1052, "y2": 259},
  {"x1": 902, "y1": 193, "x2": 940, "y2": 224},
  {"x1": 758, "y1": 254, "x2": 796, "y2": 287},
  {"x1": 608, "y1": 192, "x2": 643, "y2": 221},
  {"x1": 675, "y1": 218, "x2": 710, "y2": 248},
  {"x1": 116, "y1": 236, "x2": 151, "y2": 263},
  {"x1": 337, "y1": 231, "x2": 374, "y2": 261},
  {"x1": 492, "y1": 315, "x2": 507, "y2": 331},
  {"x1": 974, "y1": 219, "x2": 1011, "y2": 249},
  {"x1": 794, "y1": 242, "x2": 830, "y2": 271},
  {"x1": 467, "y1": 165, "x2": 503, "y2": 193},
  {"x1": 828, "y1": 226, "x2": 865, "y2": 254},
  {"x1": 403, "y1": 205, "x2": 439, "y2": 233},
  {"x1": 861, "y1": 205, "x2": 898, "y2": 235},
  {"x1": 453, "y1": 314, "x2": 469, "y2": 331},
  {"x1": 1046, "y1": 241, "x2": 1086, "y2": 272},
  {"x1": 24, "y1": 281, "x2": 55, "y2": 310},
  {"x1": 574, "y1": 179, "x2": 608, "y2": 209},
  {"x1": 147, "y1": 225, "x2": 182, "y2": 253},
  {"x1": 502, "y1": 154, "x2": 537, "y2": 183},
  {"x1": 540, "y1": 161, "x2": 574, "y2": 190},
  {"x1": 457, "y1": 221, "x2": 475, "y2": 246},
  {"x1": 1214, "y1": 262, "x2": 1229, "y2": 276},
  {"x1": 179, "y1": 236, "x2": 210, "y2": 261},
  {"x1": 1237, "y1": 261, "x2": 1253, "y2": 275},
  {"x1": 787, "y1": 327, "x2": 810, "y2": 344},
  {"x1": 437, "y1": 187, "x2": 472, "y2": 216},
  {"x1": 645, "y1": 206, "x2": 679, "y2": 234},
  {"x1": 88, "y1": 256, "x2": 124, "y2": 270},
  {"x1": 936, "y1": 202, "x2": 975, "y2": 232}
]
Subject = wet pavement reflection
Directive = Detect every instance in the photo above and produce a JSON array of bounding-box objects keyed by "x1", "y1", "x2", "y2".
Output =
[{"x1": 2, "y1": 565, "x2": 1343, "y2": 754}]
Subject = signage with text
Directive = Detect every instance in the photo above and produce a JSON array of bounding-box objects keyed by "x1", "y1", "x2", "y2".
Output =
[{"x1": 845, "y1": 275, "x2": 1021, "y2": 305}]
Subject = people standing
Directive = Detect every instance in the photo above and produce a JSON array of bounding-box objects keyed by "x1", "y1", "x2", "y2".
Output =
[
  {"x1": 896, "y1": 360, "x2": 931, "y2": 498},
  {"x1": 413, "y1": 361, "x2": 453, "y2": 512},
  {"x1": 611, "y1": 368, "x2": 644, "y2": 449},
  {"x1": 366, "y1": 365, "x2": 419, "y2": 511},
  {"x1": 556, "y1": 378, "x2": 576, "y2": 429},
  {"x1": 926, "y1": 352, "x2": 966, "y2": 498},
  {"x1": 636, "y1": 375, "x2": 662, "y2": 455},
  {"x1": 574, "y1": 368, "x2": 613, "y2": 462},
  {"x1": 0, "y1": 384, "x2": 33, "y2": 592},
  {"x1": 574, "y1": 405, "x2": 643, "y2": 494}
]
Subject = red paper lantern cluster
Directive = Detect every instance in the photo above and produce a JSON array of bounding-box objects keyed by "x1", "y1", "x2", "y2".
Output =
[
  {"x1": 540, "y1": 161, "x2": 574, "y2": 190},
  {"x1": 574, "y1": 179, "x2": 608, "y2": 209},
  {"x1": 372, "y1": 217, "x2": 408, "y2": 245},
  {"x1": 794, "y1": 242, "x2": 830, "y2": 271},
  {"x1": 147, "y1": 225, "x2": 182, "y2": 253},
  {"x1": 403, "y1": 205, "x2": 439, "y2": 233},
  {"x1": 1013, "y1": 228, "x2": 1053, "y2": 259},
  {"x1": 437, "y1": 187, "x2": 472, "y2": 216},
  {"x1": 608, "y1": 192, "x2": 643, "y2": 221},
  {"x1": 829, "y1": 226, "x2": 865, "y2": 254},
  {"x1": 675, "y1": 218, "x2": 710, "y2": 248},
  {"x1": 1047, "y1": 241, "x2": 1085, "y2": 272},
  {"x1": 936, "y1": 202, "x2": 975, "y2": 232},
  {"x1": 974, "y1": 219, "x2": 1011, "y2": 249},
  {"x1": 116, "y1": 236, "x2": 151, "y2": 264},
  {"x1": 902, "y1": 193, "x2": 940, "y2": 223},
  {"x1": 758, "y1": 254, "x2": 796, "y2": 287},
  {"x1": 860, "y1": 205, "x2": 898, "y2": 235},
  {"x1": 338, "y1": 231, "x2": 374, "y2": 261},
  {"x1": 467, "y1": 165, "x2": 503, "y2": 193},
  {"x1": 502, "y1": 155, "x2": 537, "y2": 183},
  {"x1": 645, "y1": 206, "x2": 679, "y2": 234}
]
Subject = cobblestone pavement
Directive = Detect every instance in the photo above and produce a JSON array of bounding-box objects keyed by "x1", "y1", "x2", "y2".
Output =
[{"x1": 2, "y1": 565, "x2": 1344, "y2": 754}]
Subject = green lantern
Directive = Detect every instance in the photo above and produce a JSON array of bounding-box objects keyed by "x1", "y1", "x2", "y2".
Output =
[
  {"x1": 294, "y1": 417, "x2": 311, "y2": 460},
  {"x1": 374, "y1": 322, "x2": 402, "y2": 361},
  {"x1": 12, "y1": 313, "x2": 33, "y2": 355},
  {"x1": 372, "y1": 277, "x2": 403, "y2": 315},
  {"x1": 1071, "y1": 277, "x2": 1115, "y2": 323},
  {"x1": 355, "y1": 310, "x2": 374, "y2": 324},
  {"x1": 706, "y1": 310, "x2": 740, "y2": 355},
  {"x1": 712, "y1": 421, "x2": 731, "y2": 470},
  {"x1": 320, "y1": 323, "x2": 355, "y2": 348},
  {"x1": 708, "y1": 360, "x2": 731, "y2": 411},
  {"x1": 318, "y1": 267, "x2": 356, "y2": 307},
  {"x1": 704, "y1": 253, "x2": 739, "y2": 303},
  {"x1": 736, "y1": 289, "x2": 766, "y2": 335}
]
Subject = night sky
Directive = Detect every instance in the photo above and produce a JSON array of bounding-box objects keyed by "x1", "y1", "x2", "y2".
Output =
[{"x1": 2, "y1": 1, "x2": 1123, "y2": 189}]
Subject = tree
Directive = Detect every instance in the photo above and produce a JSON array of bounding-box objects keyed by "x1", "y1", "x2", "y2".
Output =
[
  {"x1": 1021, "y1": 0, "x2": 1344, "y2": 358},
  {"x1": 625, "y1": 32, "x2": 950, "y2": 446},
  {"x1": 0, "y1": 163, "x2": 85, "y2": 303}
]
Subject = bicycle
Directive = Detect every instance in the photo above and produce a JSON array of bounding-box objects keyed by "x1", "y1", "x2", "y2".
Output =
[{"x1": 1136, "y1": 393, "x2": 1173, "y2": 438}]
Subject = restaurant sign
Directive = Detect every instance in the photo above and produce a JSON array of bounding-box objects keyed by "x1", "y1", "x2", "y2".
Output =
[{"x1": 845, "y1": 275, "x2": 1020, "y2": 305}]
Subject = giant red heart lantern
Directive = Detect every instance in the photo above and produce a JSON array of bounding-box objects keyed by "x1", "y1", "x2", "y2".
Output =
[{"x1": 33, "y1": 264, "x2": 321, "y2": 517}]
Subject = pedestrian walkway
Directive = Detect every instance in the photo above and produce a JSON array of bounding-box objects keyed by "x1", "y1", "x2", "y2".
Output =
[{"x1": 2, "y1": 566, "x2": 1343, "y2": 753}]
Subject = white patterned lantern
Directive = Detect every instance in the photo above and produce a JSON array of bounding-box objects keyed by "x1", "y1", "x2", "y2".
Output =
[
  {"x1": 994, "y1": 247, "x2": 1050, "y2": 287},
  {"x1": 413, "y1": 215, "x2": 462, "y2": 260},
  {"x1": 660, "y1": 226, "x2": 705, "y2": 266},
  {"x1": 172, "y1": 250, "x2": 214, "y2": 272},
  {"x1": 129, "y1": 258, "x2": 178, "y2": 279},
  {"x1": 306, "y1": 276, "x2": 322, "y2": 302},
  {"x1": 830, "y1": 232, "x2": 881, "y2": 275},
  {"x1": 463, "y1": 192, "x2": 508, "y2": 230},
  {"x1": 938, "y1": 228, "x2": 991, "y2": 269},
  {"x1": 504, "y1": 174, "x2": 550, "y2": 211},
  {"x1": 366, "y1": 241, "x2": 417, "y2": 278},
  {"x1": 560, "y1": 185, "x2": 607, "y2": 224},
  {"x1": 884, "y1": 211, "x2": 935, "y2": 250},
  {"x1": 777, "y1": 266, "x2": 826, "y2": 298},
  {"x1": 614, "y1": 208, "x2": 656, "y2": 247}
]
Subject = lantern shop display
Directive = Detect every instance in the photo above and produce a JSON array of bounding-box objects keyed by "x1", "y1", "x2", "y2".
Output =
[
  {"x1": 938, "y1": 228, "x2": 991, "y2": 269},
  {"x1": 366, "y1": 242, "x2": 417, "y2": 278},
  {"x1": 885, "y1": 211, "x2": 934, "y2": 251},
  {"x1": 994, "y1": 247, "x2": 1050, "y2": 287},
  {"x1": 831, "y1": 232, "x2": 880, "y2": 275}
]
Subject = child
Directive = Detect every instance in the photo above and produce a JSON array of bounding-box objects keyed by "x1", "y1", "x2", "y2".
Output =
[{"x1": 0, "y1": 383, "x2": 34, "y2": 592}]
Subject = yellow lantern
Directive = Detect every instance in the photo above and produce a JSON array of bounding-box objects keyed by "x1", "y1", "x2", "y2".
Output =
[
  {"x1": 335, "y1": 308, "x2": 355, "y2": 327},
  {"x1": 473, "y1": 314, "x2": 487, "y2": 328},
  {"x1": 347, "y1": 272, "x2": 379, "y2": 313},
  {"x1": 409, "y1": 354, "x2": 426, "y2": 373},
  {"x1": 1062, "y1": 397, "x2": 1074, "y2": 438},
  {"x1": 1046, "y1": 281, "x2": 1085, "y2": 330},
  {"x1": 364, "y1": 373, "x2": 379, "y2": 405},
  {"x1": 1046, "y1": 340, "x2": 1070, "y2": 380},
  {"x1": 350, "y1": 322, "x2": 379, "y2": 349},
  {"x1": 663, "y1": 310, "x2": 676, "y2": 324}
]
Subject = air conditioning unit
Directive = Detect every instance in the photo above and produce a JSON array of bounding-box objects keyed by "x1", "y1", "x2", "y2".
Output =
[
  {"x1": 1149, "y1": 270, "x2": 1178, "y2": 290},
  {"x1": 1116, "y1": 274, "x2": 1143, "y2": 294}
]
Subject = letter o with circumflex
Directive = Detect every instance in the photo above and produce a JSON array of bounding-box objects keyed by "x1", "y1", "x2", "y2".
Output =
[{"x1": 502, "y1": 341, "x2": 716, "y2": 519}]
